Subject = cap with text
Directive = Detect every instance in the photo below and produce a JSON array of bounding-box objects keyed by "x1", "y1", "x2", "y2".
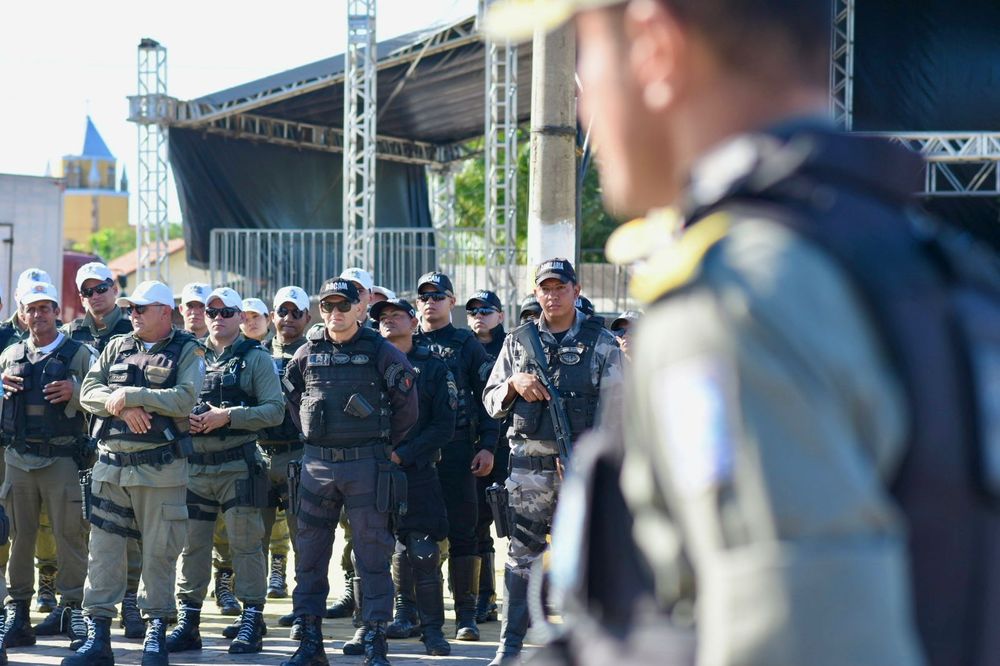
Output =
[
  {"x1": 242, "y1": 298, "x2": 269, "y2": 316},
  {"x1": 534, "y1": 258, "x2": 577, "y2": 285},
  {"x1": 466, "y1": 290, "x2": 502, "y2": 311},
  {"x1": 483, "y1": 0, "x2": 622, "y2": 42},
  {"x1": 273, "y1": 286, "x2": 310, "y2": 312},
  {"x1": 117, "y1": 281, "x2": 174, "y2": 308},
  {"x1": 75, "y1": 262, "x2": 114, "y2": 289},
  {"x1": 19, "y1": 282, "x2": 58, "y2": 307},
  {"x1": 340, "y1": 267, "x2": 375, "y2": 292},
  {"x1": 416, "y1": 271, "x2": 454, "y2": 295},
  {"x1": 207, "y1": 287, "x2": 243, "y2": 309},
  {"x1": 319, "y1": 279, "x2": 360, "y2": 303},
  {"x1": 370, "y1": 298, "x2": 417, "y2": 322}
]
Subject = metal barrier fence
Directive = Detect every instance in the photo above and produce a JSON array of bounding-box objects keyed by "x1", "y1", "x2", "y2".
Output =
[{"x1": 209, "y1": 227, "x2": 636, "y2": 315}]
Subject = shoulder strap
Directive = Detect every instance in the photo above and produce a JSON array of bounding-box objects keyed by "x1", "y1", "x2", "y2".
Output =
[
  {"x1": 412, "y1": 345, "x2": 432, "y2": 361},
  {"x1": 8, "y1": 343, "x2": 26, "y2": 363},
  {"x1": 54, "y1": 337, "x2": 83, "y2": 365},
  {"x1": 232, "y1": 338, "x2": 263, "y2": 358}
]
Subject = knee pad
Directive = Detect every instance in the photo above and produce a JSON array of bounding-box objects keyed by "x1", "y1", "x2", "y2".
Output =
[{"x1": 405, "y1": 532, "x2": 440, "y2": 573}]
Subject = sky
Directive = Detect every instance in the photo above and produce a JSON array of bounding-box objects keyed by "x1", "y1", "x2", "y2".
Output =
[{"x1": 0, "y1": 0, "x2": 477, "y2": 225}]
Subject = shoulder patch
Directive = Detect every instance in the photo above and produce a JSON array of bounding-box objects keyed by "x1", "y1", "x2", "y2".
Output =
[
  {"x1": 629, "y1": 212, "x2": 732, "y2": 304},
  {"x1": 478, "y1": 360, "x2": 494, "y2": 382},
  {"x1": 445, "y1": 370, "x2": 459, "y2": 411},
  {"x1": 192, "y1": 347, "x2": 205, "y2": 358}
]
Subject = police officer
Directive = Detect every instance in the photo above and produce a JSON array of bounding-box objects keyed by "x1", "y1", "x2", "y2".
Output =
[
  {"x1": 62, "y1": 261, "x2": 145, "y2": 639},
  {"x1": 240, "y1": 298, "x2": 272, "y2": 343},
  {"x1": 518, "y1": 296, "x2": 541, "y2": 325},
  {"x1": 0, "y1": 281, "x2": 93, "y2": 650},
  {"x1": 282, "y1": 278, "x2": 418, "y2": 666},
  {"x1": 483, "y1": 258, "x2": 624, "y2": 666},
  {"x1": 168, "y1": 288, "x2": 284, "y2": 655},
  {"x1": 375, "y1": 298, "x2": 455, "y2": 655},
  {"x1": 178, "y1": 283, "x2": 210, "y2": 340},
  {"x1": 608, "y1": 310, "x2": 640, "y2": 362},
  {"x1": 414, "y1": 271, "x2": 497, "y2": 641},
  {"x1": 465, "y1": 290, "x2": 508, "y2": 624},
  {"x1": 68, "y1": 280, "x2": 205, "y2": 666}
]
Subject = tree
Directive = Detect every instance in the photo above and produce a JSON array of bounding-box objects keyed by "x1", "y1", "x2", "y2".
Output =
[{"x1": 74, "y1": 224, "x2": 184, "y2": 262}]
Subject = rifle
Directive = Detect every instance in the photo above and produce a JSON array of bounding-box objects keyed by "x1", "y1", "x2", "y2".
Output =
[{"x1": 512, "y1": 324, "x2": 573, "y2": 460}]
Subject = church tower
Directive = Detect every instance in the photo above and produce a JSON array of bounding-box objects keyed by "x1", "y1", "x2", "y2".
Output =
[{"x1": 60, "y1": 116, "x2": 129, "y2": 249}]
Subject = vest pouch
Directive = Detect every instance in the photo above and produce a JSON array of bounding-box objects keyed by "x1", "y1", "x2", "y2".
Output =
[
  {"x1": 565, "y1": 394, "x2": 598, "y2": 436},
  {"x1": 510, "y1": 400, "x2": 542, "y2": 436},
  {"x1": 10, "y1": 363, "x2": 31, "y2": 390},
  {"x1": 300, "y1": 395, "x2": 326, "y2": 441},
  {"x1": 40, "y1": 357, "x2": 67, "y2": 383},
  {"x1": 144, "y1": 365, "x2": 172, "y2": 387},
  {"x1": 108, "y1": 363, "x2": 135, "y2": 386}
]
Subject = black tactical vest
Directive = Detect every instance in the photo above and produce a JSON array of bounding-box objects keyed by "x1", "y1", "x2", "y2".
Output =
[
  {"x1": 508, "y1": 319, "x2": 603, "y2": 442},
  {"x1": 197, "y1": 338, "x2": 260, "y2": 437},
  {"x1": 95, "y1": 330, "x2": 195, "y2": 443},
  {"x1": 1, "y1": 337, "x2": 85, "y2": 443},
  {"x1": 300, "y1": 327, "x2": 391, "y2": 448},
  {"x1": 260, "y1": 337, "x2": 306, "y2": 443},
  {"x1": 67, "y1": 313, "x2": 132, "y2": 353},
  {"x1": 0, "y1": 322, "x2": 18, "y2": 353},
  {"x1": 416, "y1": 326, "x2": 475, "y2": 429}
]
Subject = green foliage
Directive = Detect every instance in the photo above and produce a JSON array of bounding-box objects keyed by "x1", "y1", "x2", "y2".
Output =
[{"x1": 73, "y1": 223, "x2": 184, "y2": 262}]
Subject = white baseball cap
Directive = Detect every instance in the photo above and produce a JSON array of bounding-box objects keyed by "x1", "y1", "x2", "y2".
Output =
[
  {"x1": 117, "y1": 281, "x2": 174, "y2": 307},
  {"x1": 15, "y1": 268, "x2": 53, "y2": 300},
  {"x1": 18, "y1": 281, "x2": 58, "y2": 307},
  {"x1": 371, "y1": 285, "x2": 397, "y2": 300},
  {"x1": 207, "y1": 287, "x2": 243, "y2": 309},
  {"x1": 242, "y1": 298, "x2": 269, "y2": 316},
  {"x1": 340, "y1": 267, "x2": 374, "y2": 292},
  {"x1": 273, "y1": 286, "x2": 310, "y2": 312},
  {"x1": 180, "y1": 282, "x2": 211, "y2": 305},
  {"x1": 75, "y1": 262, "x2": 114, "y2": 289}
]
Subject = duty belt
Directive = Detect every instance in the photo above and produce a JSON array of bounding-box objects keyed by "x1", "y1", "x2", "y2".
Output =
[
  {"x1": 12, "y1": 441, "x2": 78, "y2": 459},
  {"x1": 304, "y1": 442, "x2": 389, "y2": 463},
  {"x1": 510, "y1": 454, "x2": 559, "y2": 473},
  {"x1": 99, "y1": 439, "x2": 190, "y2": 467},
  {"x1": 188, "y1": 441, "x2": 255, "y2": 466},
  {"x1": 259, "y1": 440, "x2": 304, "y2": 457}
]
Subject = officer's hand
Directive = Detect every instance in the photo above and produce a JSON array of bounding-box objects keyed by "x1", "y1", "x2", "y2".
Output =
[
  {"x1": 390, "y1": 451, "x2": 403, "y2": 465},
  {"x1": 617, "y1": 335, "x2": 631, "y2": 361},
  {"x1": 120, "y1": 407, "x2": 152, "y2": 434},
  {"x1": 105, "y1": 388, "x2": 129, "y2": 416},
  {"x1": 43, "y1": 380, "x2": 74, "y2": 404},
  {"x1": 191, "y1": 406, "x2": 231, "y2": 434},
  {"x1": 471, "y1": 449, "x2": 494, "y2": 477},
  {"x1": 1, "y1": 373, "x2": 22, "y2": 396},
  {"x1": 509, "y1": 373, "x2": 550, "y2": 402}
]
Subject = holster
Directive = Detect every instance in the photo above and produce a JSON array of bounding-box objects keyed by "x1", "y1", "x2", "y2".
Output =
[
  {"x1": 287, "y1": 460, "x2": 302, "y2": 515},
  {"x1": 74, "y1": 436, "x2": 97, "y2": 470},
  {"x1": 486, "y1": 482, "x2": 512, "y2": 538},
  {"x1": 235, "y1": 444, "x2": 270, "y2": 509},
  {"x1": 376, "y1": 461, "x2": 408, "y2": 517},
  {"x1": 79, "y1": 468, "x2": 93, "y2": 521}
]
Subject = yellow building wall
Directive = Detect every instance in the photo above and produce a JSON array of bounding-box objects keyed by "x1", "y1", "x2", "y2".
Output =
[
  {"x1": 60, "y1": 157, "x2": 116, "y2": 191},
  {"x1": 63, "y1": 192, "x2": 129, "y2": 249}
]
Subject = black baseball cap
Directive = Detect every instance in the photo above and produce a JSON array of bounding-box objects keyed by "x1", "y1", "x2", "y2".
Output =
[
  {"x1": 416, "y1": 271, "x2": 454, "y2": 295},
  {"x1": 465, "y1": 290, "x2": 502, "y2": 311},
  {"x1": 534, "y1": 258, "x2": 577, "y2": 285},
  {"x1": 575, "y1": 295, "x2": 595, "y2": 316},
  {"x1": 519, "y1": 295, "x2": 541, "y2": 317},
  {"x1": 318, "y1": 278, "x2": 360, "y2": 303},
  {"x1": 370, "y1": 298, "x2": 417, "y2": 322}
]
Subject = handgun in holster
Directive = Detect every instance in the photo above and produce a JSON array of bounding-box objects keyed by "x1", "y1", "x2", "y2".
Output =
[
  {"x1": 73, "y1": 436, "x2": 97, "y2": 470},
  {"x1": 79, "y1": 468, "x2": 93, "y2": 522},
  {"x1": 377, "y1": 460, "x2": 408, "y2": 518},
  {"x1": 486, "y1": 482, "x2": 513, "y2": 538},
  {"x1": 235, "y1": 443, "x2": 270, "y2": 509},
  {"x1": 344, "y1": 393, "x2": 375, "y2": 419},
  {"x1": 287, "y1": 460, "x2": 302, "y2": 515}
]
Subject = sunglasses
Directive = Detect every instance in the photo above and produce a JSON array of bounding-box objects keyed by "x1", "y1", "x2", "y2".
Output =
[
  {"x1": 80, "y1": 281, "x2": 113, "y2": 298},
  {"x1": 320, "y1": 300, "x2": 354, "y2": 313},
  {"x1": 467, "y1": 307, "x2": 498, "y2": 316},
  {"x1": 126, "y1": 304, "x2": 160, "y2": 316},
  {"x1": 612, "y1": 328, "x2": 630, "y2": 338},
  {"x1": 417, "y1": 292, "x2": 449, "y2": 303},
  {"x1": 276, "y1": 306, "x2": 305, "y2": 319},
  {"x1": 206, "y1": 307, "x2": 239, "y2": 319}
]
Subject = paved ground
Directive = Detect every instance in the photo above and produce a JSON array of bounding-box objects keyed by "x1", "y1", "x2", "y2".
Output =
[{"x1": 7, "y1": 538, "x2": 539, "y2": 665}]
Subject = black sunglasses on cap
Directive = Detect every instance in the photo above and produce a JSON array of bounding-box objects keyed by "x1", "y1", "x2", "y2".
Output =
[
  {"x1": 417, "y1": 292, "x2": 449, "y2": 303},
  {"x1": 206, "y1": 307, "x2": 239, "y2": 319},
  {"x1": 276, "y1": 306, "x2": 305, "y2": 319},
  {"x1": 467, "y1": 307, "x2": 498, "y2": 316},
  {"x1": 320, "y1": 300, "x2": 354, "y2": 313},
  {"x1": 80, "y1": 280, "x2": 113, "y2": 298}
]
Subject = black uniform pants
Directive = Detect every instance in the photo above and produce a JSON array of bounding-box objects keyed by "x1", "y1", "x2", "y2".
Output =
[
  {"x1": 476, "y1": 437, "x2": 510, "y2": 555},
  {"x1": 438, "y1": 437, "x2": 478, "y2": 557},
  {"x1": 395, "y1": 464, "x2": 449, "y2": 543}
]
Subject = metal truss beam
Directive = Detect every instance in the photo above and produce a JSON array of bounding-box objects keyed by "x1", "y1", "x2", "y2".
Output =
[
  {"x1": 830, "y1": 0, "x2": 855, "y2": 130},
  {"x1": 878, "y1": 132, "x2": 1000, "y2": 197},
  {"x1": 172, "y1": 17, "x2": 479, "y2": 127},
  {"x1": 428, "y1": 164, "x2": 459, "y2": 263},
  {"x1": 131, "y1": 38, "x2": 171, "y2": 284},
  {"x1": 343, "y1": 0, "x2": 377, "y2": 271}
]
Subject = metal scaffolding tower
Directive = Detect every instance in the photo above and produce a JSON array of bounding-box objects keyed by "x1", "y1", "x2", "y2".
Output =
[
  {"x1": 128, "y1": 38, "x2": 171, "y2": 284},
  {"x1": 830, "y1": 0, "x2": 855, "y2": 129},
  {"x1": 480, "y1": 0, "x2": 519, "y2": 317},
  {"x1": 429, "y1": 164, "x2": 458, "y2": 256},
  {"x1": 343, "y1": 0, "x2": 377, "y2": 272}
]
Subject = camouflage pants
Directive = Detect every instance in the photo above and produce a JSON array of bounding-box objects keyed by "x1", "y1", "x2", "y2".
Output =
[{"x1": 505, "y1": 464, "x2": 560, "y2": 578}]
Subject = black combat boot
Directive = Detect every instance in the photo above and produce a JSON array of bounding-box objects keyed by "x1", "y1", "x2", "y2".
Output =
[
  {"x1": 228, "y1": 604, "x2": 265, "y2": 654},
  {"x1": 223, "y1": 613, "x2": 269, "y2": 638},
  {"x1": 476, "y1": 551, "x2": 499, "y2": 623},
  {"x1": 325, "y1": 569, "x2": 356, "y2": 618},
  {"x1": 280, "y1": 615, "x2": 328, "y2": 666},
  {"x1": 268, "y1": 553, "x2": 288, "y2": 598},
  {"x1": 36, "y1": 566, "x2": 57, "y2": 613},
  {"x1": 0, "y1": 604, "x2": 8, "y2": 666},
  {"x1": 34, "y1": 603, "x2": 67, "y2": 635},
  {"x1": 448, "y1": 555, "x2": 482, "y2": 641},
  {"x1": 341, "y1": 606, "x2": 366, "y2": 656},
  {"x1": 2, "y1": 600, "x2": 35, "y2": 648},
  {"x1": 414, "y1": 559, "x2": 450, "y2": 656},
  {"x1": 361, "y1": 621, "x2": 391, "y2": 666},
  {"x1": 385, "y1": 553, "x2": 420, "y2": 639},
  {"x1": 279, "y1": 610, "x2": 298, "y2": 626},
  {"x1": 213, "y1": 569, "x2": 241, "y2": 616},
  {"x1": 165, "y1": 600, "x2": 202, "y2": 652},
  {"x1": 120, "y1": 591, "x2": 145, "y2": 638},
  {"x1": 141, "y1": 618, "x2": 168, "y2": 666},
  {"x1": 488, "y1": 569, "x2": 530, "y2": 666},
  {"x1": 60, "y1": 615, "x2": 114, "y2": 666},
  {"x1": 289, "y1": 615, "x2": 304, "y2": 640}
]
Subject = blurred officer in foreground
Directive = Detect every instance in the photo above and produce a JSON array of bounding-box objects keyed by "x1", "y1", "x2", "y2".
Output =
[
  {"x1": 282, "y1": 278, "x2": 418, "y2": 666},
  {"x1": 168, "y1": 288, "x2": 283, "y2": 655},
  {"x1": 375, "y1": 298, "x2": 455, "y2": 656},
  {"x1": 69, "y1": 280, "x2": 204, "y2": 666},
  {"x1": 63, "y1": 261, "x2": 145, "y2": 638},
  {"x1": 0, "y1": 282, "x2": 94, "y2": 648},
  {"x1": 414, "y1": 271, "x2": 497, "y2": 642},
  {"x1": 483, "y1": 259, "x2": 623, "y2": 666},
  {"x1": 485, "y1": 1, "x2": 993, "y2": 665}
]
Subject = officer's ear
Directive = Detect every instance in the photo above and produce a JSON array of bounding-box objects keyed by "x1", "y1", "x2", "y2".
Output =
[
  {"x1": 572, "y1": 283, "x2": 582, "y2": 299},
  {"x1": 52, "y1": 303, "x2": 60, "y2": 317},
  {"x1": 447, "y1": 295, "x2": 456, "y2": 310}
]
